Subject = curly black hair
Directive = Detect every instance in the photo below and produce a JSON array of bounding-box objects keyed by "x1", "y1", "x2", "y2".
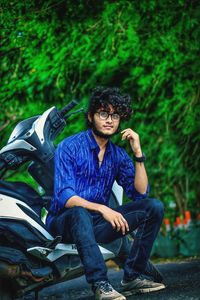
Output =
[{"x1": 87, "y1": 87, "x2": 133, "y2": 126}]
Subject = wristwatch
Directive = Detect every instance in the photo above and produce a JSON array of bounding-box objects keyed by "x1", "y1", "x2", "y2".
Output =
[{"x1": 133, "y1": 153, "x2": 146, "y2": 163}]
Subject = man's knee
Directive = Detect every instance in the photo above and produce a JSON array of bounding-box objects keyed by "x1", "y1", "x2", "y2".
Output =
[{"x1": 147, "y1": 198, "x2": 164, "y2": 219}]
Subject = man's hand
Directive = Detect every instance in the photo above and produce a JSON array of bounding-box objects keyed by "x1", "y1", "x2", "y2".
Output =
[
  {"x1": 121, "y1": 128, "x2": 142, "y2": 156},
  {"x1": 99, "y1": 205, "x2": 129, "y2": 235},
  {"x1": 66, "y1": 196, "x2": 128, "y2": 234},
  {"x1": 121, "y1": 128, "x2": 148, "y2": 194}
]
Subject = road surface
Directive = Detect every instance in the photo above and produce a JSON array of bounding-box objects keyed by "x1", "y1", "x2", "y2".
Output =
[{"x1": 19, "y1": 259, "x2": 200, "y2": 300}]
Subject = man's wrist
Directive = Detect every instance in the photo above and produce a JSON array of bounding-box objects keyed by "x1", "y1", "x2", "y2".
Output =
[
  {"x1": 134, "y1": 150, "x2": 143, "y2": 157},
  {"x1": 133, "y1": 152, "x2": 146, "y2": 163},
  {"x1": 96, "y1": 204, "x2": 106, "y2": 214}
]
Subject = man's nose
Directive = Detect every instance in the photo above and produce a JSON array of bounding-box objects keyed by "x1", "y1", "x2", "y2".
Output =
[{"x1": 106, "y1": 115, "x2": 113, "y2": 122}]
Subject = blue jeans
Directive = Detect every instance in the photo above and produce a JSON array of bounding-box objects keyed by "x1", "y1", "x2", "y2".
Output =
[{"x1": 50, "y1": 198, "x2": 164, "y2": 284}]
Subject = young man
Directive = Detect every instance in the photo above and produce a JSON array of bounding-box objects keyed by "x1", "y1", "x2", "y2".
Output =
[{"x1": 46, "y1": 87, "x2": 165, "y2": 300}]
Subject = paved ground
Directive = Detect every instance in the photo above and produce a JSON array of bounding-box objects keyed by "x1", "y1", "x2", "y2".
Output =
[{"x1": 19, "y1": 259, "x2": 200, "y2": 300}]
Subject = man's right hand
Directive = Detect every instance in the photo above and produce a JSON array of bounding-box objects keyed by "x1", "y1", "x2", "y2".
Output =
[
  {"x1": 99, "y1": 205, "x2": 129, "y2": 235},
  {"x1": 66, "y1": 196, "x2": 129, "y2": 235}
]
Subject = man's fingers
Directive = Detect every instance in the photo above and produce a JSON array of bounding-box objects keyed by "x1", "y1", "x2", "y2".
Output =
[
  {"x1": 111, "y1": 221, "x2": 116, "y2": 229},
  {"x1": 121, "y1": 131, "x2": 134, "y2": 141},
  {"x1": 121, "y1": 129, "x2": 138, "y2": 140},
  {"x1": 121, "y1": 129, "x2": 127, "y2": 134},
  {"x1": 115, "y1": 216, "x2": 129, "y2": 235},
  {"x1": 115, "y1": 218, "x2": 125, "y2": 234},
  {"x1": 121, "y1": 217, "x2": 129, "y2": 233},
  {"x1": 125, "y1": 221, "x2": 129, "y2": 232},
  {"x1": 121, "y1": 132, "x2": 130, "y2": 140},
  {"x1": 108, "y1": 212, "x2": 129, "y2": 235},
  {"x1": 112, "y1": 219, "x2": 122, "y2": 231},
  {"x1": 114, "y1": 219, "x2": 121, "y2": 232},
  {"x1": 121, "y1": 128, "x2": 132, "y2": 134}
]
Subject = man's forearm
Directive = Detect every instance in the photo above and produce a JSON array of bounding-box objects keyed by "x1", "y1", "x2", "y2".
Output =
[
  {"x1": 134, "y1": 161, "x2": 148, "y2": 194},
  {"x1": 65, "y1": 195, "x2": 103, "y2": 212},
  {"x1": 121, "y1": 128, "x2": 148, "y2": 195}
]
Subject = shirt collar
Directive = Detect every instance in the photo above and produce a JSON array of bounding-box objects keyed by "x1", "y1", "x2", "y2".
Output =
[{"x1": 85, "y1": 129, "x2": 111, "y2": 153}]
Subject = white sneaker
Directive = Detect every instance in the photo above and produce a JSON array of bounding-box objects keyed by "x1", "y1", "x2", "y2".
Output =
[
  {"x1": 94, "y1": 281, "x2": 126, "y2": 300},
  {"x1": 121, "y1": 276, "x2": 166, "y2": 296}
]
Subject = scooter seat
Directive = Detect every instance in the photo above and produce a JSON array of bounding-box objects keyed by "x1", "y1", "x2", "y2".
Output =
[
  {"x1": 0, "y1": 180, "x2": 44, "y2": 216},
  {"x1": 0, "y1": 180, "x2": 41, "y2": 202}
]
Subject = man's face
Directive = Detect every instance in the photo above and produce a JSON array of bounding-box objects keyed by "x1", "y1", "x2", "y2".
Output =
[{"x1": 88, "y1": 105, "x2": 120, "y2": 139}]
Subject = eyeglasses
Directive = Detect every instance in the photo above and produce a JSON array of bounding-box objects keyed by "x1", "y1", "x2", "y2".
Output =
[{"x1": 96, "y1": 111, "x2": 120, "y2": 121}]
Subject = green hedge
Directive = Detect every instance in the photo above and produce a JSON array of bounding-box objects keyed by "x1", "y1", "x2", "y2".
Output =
[{"x1": 0, "y1": 0, "x2": 200, "y2": 218}]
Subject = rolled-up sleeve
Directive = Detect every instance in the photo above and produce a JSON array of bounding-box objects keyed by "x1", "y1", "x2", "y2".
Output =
[
  {"x1": 116, "y1": 150, "x2": 150, "y2": 201},
  {"x1": 54, "y1": 143, "x2": 77, "y2": 209}
]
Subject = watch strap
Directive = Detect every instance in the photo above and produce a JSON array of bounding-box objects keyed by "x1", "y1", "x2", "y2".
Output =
[{"x1": 133, "y1": 153, "x2": 146, "y2": 163}]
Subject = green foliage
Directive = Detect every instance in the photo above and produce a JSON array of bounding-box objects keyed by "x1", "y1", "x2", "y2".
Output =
[{"x1": 0, "y1": 0, "x2": 200, "y2": 217}]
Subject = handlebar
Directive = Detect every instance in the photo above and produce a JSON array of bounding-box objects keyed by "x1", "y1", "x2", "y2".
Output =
[
  {"x1": 59, "y1": 100, "x2": 78, "y2": 117},
  {"x1": 64, "y1": 108, "x2": 85, "y2": 120}
]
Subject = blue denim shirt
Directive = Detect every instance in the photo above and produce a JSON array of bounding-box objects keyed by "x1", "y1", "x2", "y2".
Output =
[{"x1": 46, "y1": 129, "x2": 149, "y2": 228}]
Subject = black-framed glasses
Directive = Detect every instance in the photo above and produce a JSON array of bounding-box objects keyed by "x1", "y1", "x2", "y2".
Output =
[{"x1": 96, "y1": 111, "x2": 120, "y2": 121}]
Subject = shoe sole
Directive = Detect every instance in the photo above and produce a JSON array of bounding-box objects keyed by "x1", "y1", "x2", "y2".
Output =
[
  {"x1": 95, "y1": 291, "x2": 126, "y2": 300},
  {"x1": 95, "y1": 296, "x2": 126, "y2": 300},
  {"x1": 121, "y1": 284, "x2": 166, "y2": 296}
]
